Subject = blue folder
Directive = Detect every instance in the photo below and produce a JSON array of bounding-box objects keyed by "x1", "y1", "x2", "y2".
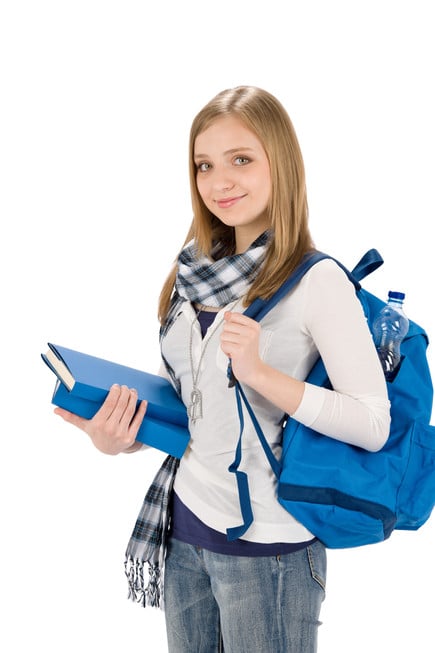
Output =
[{"x1": 42, "y1": 343, "x2": 190, "y2": 458}]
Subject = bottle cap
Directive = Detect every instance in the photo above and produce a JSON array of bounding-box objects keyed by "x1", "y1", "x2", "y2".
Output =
[{"x1": 388, "y1": 291, "x2": 405, "y2": 300}]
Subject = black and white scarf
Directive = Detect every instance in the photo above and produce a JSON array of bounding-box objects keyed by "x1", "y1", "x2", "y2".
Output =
[
  {"x1": 124, "y1": 231, "x2": 270, "y2": 608},
  {"x1": 161, "y1": 231, "x2": 270, "y2": 338}
]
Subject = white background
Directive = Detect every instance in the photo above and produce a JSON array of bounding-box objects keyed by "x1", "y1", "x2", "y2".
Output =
[{"x1": 1, "y1": 1, "x2": 434, "y2": 651}]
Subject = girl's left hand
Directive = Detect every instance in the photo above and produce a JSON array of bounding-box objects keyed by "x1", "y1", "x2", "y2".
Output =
[{"x1": 220, "y1": 311, "x2": 264, "y2": 385}]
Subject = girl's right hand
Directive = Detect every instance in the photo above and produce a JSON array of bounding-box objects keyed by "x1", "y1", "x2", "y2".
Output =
[{"x1": 54, "y1": 384, "x2": 147, "y2": 455}]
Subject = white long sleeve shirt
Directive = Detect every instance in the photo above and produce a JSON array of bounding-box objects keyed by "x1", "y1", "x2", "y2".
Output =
[{"x1": 161, "y1": 259, "x2": 391, "y2": 543}]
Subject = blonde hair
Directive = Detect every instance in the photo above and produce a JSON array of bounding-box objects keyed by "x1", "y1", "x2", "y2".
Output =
[{"x1": 158, "y1": 85, "x2": 314, "y2": 324}]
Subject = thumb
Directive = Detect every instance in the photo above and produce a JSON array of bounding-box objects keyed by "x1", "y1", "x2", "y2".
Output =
[{"x1": 54, "y1": 407, "x2": 88, "y2": 430}]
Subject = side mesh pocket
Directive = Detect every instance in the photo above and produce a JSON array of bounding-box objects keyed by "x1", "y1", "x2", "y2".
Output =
[{"x1": 395, "y1": 421, "x2": 435, "y2": 530}]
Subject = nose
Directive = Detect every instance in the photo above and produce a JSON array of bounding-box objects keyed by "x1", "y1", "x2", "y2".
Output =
[{"x1": 211, "y1": 164, "x2": 235, "y2": 193}]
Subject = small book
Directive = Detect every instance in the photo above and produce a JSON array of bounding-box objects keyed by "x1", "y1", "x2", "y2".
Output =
[{"x1": 42, "y1": 343, "x2": 189, "y2": 458}]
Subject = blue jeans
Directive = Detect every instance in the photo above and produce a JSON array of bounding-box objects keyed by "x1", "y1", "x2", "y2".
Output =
[{"x1": 164, "y1": 537, "x2": 326, "y2": 652}]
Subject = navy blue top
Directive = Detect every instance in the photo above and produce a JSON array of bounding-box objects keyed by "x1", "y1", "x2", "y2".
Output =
[
  {"x1": 196, "y1": 308, "x2": 218, "y2": 337},
  {"x1": 169, "y1": 307, "x2": 315, "y2": 556},
  {"x1": 170, "y1": 492, "x2": 314, "y2": 556}
]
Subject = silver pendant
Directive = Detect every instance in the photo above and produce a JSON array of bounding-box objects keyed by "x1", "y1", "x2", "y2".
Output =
[{"x1": 188, "y1": 388, "x2": 203, "y2": 422}]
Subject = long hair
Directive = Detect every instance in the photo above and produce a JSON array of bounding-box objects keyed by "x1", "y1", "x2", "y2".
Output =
[{"x1": 158, "y1": 86, "x2": 314, "y2": 324}]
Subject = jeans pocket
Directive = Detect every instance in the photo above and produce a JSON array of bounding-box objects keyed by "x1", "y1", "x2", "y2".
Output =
[{"x1": 307, "y1": 541, "x2": 327, "y2": 592}]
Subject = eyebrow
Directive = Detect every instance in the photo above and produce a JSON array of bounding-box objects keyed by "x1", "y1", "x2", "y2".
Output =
[{"x1": 194, "y1": 146, "x2": 255, "y2": 159}]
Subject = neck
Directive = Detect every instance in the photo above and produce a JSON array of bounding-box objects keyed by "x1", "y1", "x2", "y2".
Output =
[
  {"x1": 234, "y1": 223, "x2": 270, "y2": 254},
  {"x1": 194, "y1": 302, "x2": 220, "y2": 313}
]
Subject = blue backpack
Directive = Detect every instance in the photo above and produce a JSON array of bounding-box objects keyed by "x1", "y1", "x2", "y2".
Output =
[{"x1": 227, "y1": 249, "x2": 435, "y2": 548}]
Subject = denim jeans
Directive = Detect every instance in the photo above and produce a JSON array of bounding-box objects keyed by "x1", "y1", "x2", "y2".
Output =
[{"x1": 164, "y1": 537, "x2": 326, "y2": 653}]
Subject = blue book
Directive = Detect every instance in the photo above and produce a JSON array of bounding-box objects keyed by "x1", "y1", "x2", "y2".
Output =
[{"x1": 42, "y1": 343, "x2": 189, "y2": 458}]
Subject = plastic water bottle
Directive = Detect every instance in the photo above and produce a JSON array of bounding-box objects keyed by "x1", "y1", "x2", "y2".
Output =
[{"x1": 372, "y1": 291, "x2": 409, "y2": 381}]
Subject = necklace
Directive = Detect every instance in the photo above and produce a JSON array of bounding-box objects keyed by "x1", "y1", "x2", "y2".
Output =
[{"x1": 188, "y1": 301, "x2": 236, "y2": 422}]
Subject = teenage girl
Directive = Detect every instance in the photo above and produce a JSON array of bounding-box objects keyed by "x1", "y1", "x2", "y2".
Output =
[{"x1": 55, "y1": 86, "x2": 390, "y2": 652}]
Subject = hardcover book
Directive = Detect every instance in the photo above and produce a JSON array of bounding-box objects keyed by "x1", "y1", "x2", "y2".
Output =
[{"x1": 42, "y1": 343, "x2": 189, "y2": 458}]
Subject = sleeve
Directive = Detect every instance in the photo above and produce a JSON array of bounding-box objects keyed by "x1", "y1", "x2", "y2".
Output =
[{"x1": 291, "y1": 259, "x2": 391, "y2": 451}]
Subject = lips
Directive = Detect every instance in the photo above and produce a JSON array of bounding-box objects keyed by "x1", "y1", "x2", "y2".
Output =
[{"x1": 216, "y1": 194, "x2": 246, "y2": 209}]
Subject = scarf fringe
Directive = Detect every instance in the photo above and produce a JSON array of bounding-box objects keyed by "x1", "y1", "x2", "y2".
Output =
[{"x1": 125, "y1": 555, "x2": 163, "y2": 609}]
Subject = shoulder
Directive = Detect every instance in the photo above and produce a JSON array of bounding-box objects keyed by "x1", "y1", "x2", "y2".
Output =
[
  {"x1": 271, "y1": 257, "x2": 358, "y2": 323},
  {"x1": 306, "y1": 257, "x2": 351, "y2": 282},
  {"x1": 298, "y1": 257, "x2": 364, "y2": 323},
  {"x1": 301, "y1": 257, "x2": 355, "y2": 296}
]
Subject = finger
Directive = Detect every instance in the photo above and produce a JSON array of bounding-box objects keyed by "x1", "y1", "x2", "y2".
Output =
[
  {"x1": 221, "y1": 332, "x2": 243, "y2": 346},
  {"x1": 222, "y1": 321, "x2": 242, "y2": 335},
  {"x1": 224, "y1": 312, "x2": 256, "y2": 327},
  {"x1": 106, "y1": 385, "x2": 138, "y2": 425},
  {"x1": 117, "y1": 399, "x2": 147, "y2": 450},
  {"x1": 96, "y1": 384, "x2": 134, "y2": 423},
  {"x1": 224, "y1": 317, "x2": 259, "y2": 337},
  {"x1": 222, "y1": 322, "x2": 257, "y2": 343},
  {"x1": 95, "y1": 384, "x2": 124, "y2": 420},
  {"x1": 54, "y1": 407, "x2": 89, "y2": 430},
  {"x1": 128, "y1": 400, "x2": 148, "y2": 436},
  {"x1": 220, "y1": 336, "x2": 241, "y2": 356}
]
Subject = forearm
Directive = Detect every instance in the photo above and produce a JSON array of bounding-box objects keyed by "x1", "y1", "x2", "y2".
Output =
[
  {"x1": 244, "y1": 362, "x2": 390, "y2": 451},
  {"x1": 243, "y1": 361, "x2": 305, "y2": 417}
]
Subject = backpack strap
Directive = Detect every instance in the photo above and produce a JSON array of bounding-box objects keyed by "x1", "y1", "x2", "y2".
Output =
[
  {"x1": 350, "y1": 248, "x2": 383, "y2": 283},
  {"x1": 244, "y1": 247, "x2": 383, "y2": 323},
  {"x1": 225, "y1": 248, "x2": 384, "y2": 540},
  {"x1": 242, "y1": 250, "x2": 330, "y2": 322},
  {"x1": 227, "y1": 248, "x2": 383, "y2": 387}
]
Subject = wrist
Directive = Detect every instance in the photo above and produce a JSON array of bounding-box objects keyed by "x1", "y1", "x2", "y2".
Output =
[
  {"x1": 123, "y1": 441, "x2": 143, "y2": 454},
  {"x1": 243, "y1": 359, "x2": 270, "y2": 392}
]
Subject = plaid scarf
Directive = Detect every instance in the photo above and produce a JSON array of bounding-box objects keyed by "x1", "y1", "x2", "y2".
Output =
[
  {"x1": 160, "y1": 231, "x2": 270, "y2": 339},
  {"x1": 124, "y1": 231, "x2": 270, "y2": 608},
  {"x1": 125, "y1": 455, "x2": 178, "y2": 607}
]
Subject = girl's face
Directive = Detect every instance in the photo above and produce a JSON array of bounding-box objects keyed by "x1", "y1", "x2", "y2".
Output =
[{"x1": 194, "y1": 115, "x2": 272, "y2": 253}]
